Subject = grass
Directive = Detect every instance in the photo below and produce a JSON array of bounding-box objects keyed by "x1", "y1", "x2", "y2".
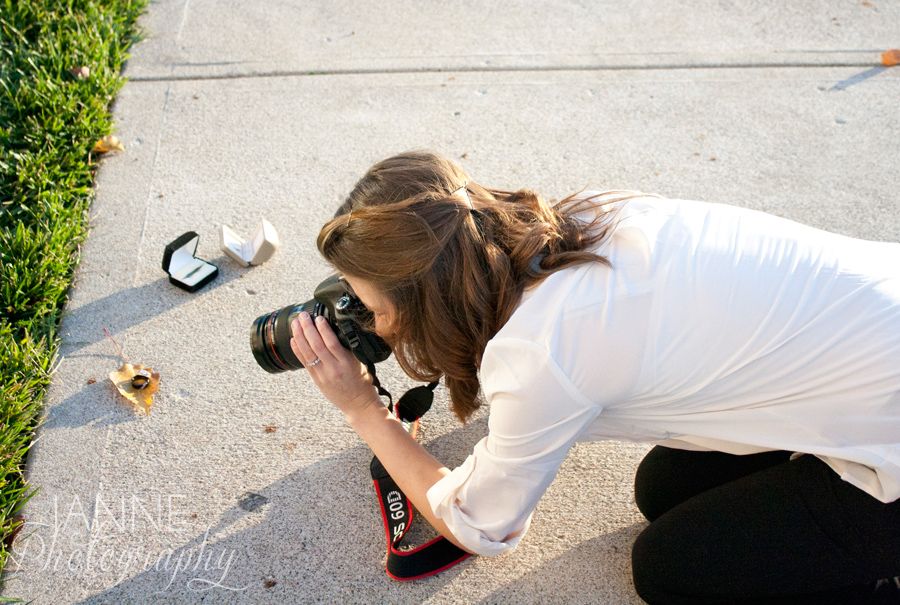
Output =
[{"x1": 0, "y1": 0, "x2": 147, "y2": 581}]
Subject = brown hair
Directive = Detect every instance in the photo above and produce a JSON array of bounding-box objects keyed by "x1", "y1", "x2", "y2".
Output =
[{"x1": 318, "y1": 150, "x2": 652, "y2": 422}]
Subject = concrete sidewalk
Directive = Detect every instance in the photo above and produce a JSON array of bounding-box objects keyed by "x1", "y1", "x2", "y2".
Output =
[{"x1": 6, "y1": 1, "x2": 899, "y2": 602}]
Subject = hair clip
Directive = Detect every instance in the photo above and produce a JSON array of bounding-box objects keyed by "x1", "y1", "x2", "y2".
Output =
[{"x1": 450, "y1": 182, "x2": 473, "y2": 210}]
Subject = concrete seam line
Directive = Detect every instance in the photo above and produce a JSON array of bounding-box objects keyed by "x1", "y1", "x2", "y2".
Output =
[{"x1": 126, "y1": 62, "x2": 887, "y2": 84}]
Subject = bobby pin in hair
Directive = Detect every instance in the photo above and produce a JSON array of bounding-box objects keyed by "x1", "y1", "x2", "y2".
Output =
[{"x1": 451, "y1": 182, "x2": 474, "y2": 210}]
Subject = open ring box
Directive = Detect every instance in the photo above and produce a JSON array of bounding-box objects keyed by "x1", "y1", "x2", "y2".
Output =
[
  {"x1": 162, "y1": 231, "x2": 219, "y2": 292},
  {"x1": 220, "y1": 219, "x2": 280, "y2": 267}
]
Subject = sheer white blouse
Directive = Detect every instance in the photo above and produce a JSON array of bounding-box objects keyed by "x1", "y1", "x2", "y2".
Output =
[{"x1": 426, "y1": 195, "x2": 900, "y2": 556}]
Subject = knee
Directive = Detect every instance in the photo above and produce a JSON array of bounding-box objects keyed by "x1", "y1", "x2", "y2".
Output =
[
  {"x1": 634, "y1": 446, "x2": 675, "y2": 522},
  {"x1": 632, "y1": 519, "x2": 703, "y2": 605},
  {"x1": 631, "y1": 524, "x2": 673, "y2": 604}
]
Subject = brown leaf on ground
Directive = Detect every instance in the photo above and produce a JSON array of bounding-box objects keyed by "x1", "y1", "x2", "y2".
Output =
[
  {"x1": 92, "y1": 135, "x2": 125, "y2": 154},
  {"x1": 882, "y1": 49, "x2": 900, "y2": 67},
  {"x1": 109, "y1": 362, "x2": 160, "y2": 414},
  {"x1": 263, "y1": 424, "x2": 277, "y2": 433},
  {"x1": 87, "y1": 377, "x2": 96, "y2": 385}
]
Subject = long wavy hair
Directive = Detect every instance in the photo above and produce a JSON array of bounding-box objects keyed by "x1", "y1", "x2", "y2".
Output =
[{"x1": 318, "y1": 150, "x2": 652, "y2": 422}]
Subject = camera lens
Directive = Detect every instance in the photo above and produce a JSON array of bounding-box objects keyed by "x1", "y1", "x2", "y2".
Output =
[
  {"x1": 250, "y1": 301, "x2": 318, "y2": 373},
  {"x1": 249, "y1": 274, "x2": 393, "y2": 373}
]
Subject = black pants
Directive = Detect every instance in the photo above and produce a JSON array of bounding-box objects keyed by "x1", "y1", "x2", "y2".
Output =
[{"x1": 631, "y1": 446, "x2": 900, "y2": 604}]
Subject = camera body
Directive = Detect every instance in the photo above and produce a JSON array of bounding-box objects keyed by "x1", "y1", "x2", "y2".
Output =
[{"x1": 250, "y1": 274, "x2": 392, "y2": 373}]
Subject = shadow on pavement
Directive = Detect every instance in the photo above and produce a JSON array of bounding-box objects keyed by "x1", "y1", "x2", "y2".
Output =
[
  {"x1": 66, "y1": 420, "x2": 488, "y2": 603},
  {"x1": 478, "y1": 524, "x2": 646, "y2": 605},
  {"x1": 59, "y1": 255, "x2": 242, "y2": 357},
  {"x1": 830, "y1": 66, "x2": 888, "y2": 91},
  {"x1": 12, "y1": 401, "x2": 641, "y2": 602}
]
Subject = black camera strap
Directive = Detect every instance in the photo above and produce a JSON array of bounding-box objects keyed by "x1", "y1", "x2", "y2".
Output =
[{"x1": 365, "y1": 365, "x2": 472, "y2": 580}]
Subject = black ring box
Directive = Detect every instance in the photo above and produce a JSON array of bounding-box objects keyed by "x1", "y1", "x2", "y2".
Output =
[{"x1": 162, "y1": 231, "x2": 219, "y2": 292}]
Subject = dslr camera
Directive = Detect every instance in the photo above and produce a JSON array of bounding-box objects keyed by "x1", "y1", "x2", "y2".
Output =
[{"x1": 250, "y1": 274, "x2": 391, "y2": 372}]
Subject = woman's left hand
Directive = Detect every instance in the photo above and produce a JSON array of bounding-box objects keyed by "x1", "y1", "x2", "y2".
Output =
[{"x1": 289, "y1": 311, "x2": 379, "y2": 417}]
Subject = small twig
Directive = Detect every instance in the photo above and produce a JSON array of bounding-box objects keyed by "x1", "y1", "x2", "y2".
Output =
[{"x1": 102, "y1": 327, "x2": 127, "y2": 363}]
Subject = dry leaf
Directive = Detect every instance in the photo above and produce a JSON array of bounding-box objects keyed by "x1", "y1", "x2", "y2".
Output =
[
  {"x1": 263, "y1": 424, "x2": 277, "y2": 433},
  {"x1": 109, "y1": 362, "x2": 160, "y2": 414},
  {"x1": 87, "y1": 377, "x2": 96, "y2": 385},
  {"x1": 70, "y1": 66, "x2": 91, "y2": 79},
  {"x1": 882, "y1": 49, "x2": 900, "y2": 67},
  {"x1": 92, "y1": 135, "x2": 125, "y2": 154}
]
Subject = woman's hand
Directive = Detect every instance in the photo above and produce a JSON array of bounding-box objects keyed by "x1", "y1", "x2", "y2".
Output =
[
  {"x1": 289, "y1": 311, "x2": 380, "y2": 418},
  {"x1": 290, "y1": 313, "x2": 470, "y2": 554}
]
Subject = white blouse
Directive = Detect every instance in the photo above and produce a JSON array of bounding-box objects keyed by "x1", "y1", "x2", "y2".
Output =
[{"x1": 426, "y1": 194, "x2": 900, "y2": 556}]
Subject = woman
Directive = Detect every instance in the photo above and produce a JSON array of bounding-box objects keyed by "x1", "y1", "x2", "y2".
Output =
[{"x1": 289, "y1": 150, "x2": 900, "y2": 603}]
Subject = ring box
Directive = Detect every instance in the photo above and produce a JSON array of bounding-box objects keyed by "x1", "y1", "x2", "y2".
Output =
[
  {"x1": 220, "y1": 219, "x2": 280, "y2": 267},
  {"x1": 162, "y1": 231, "x2": 219, "y2": 292}
]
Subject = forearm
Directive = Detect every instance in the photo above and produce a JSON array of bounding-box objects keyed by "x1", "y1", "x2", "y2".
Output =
[{"x1": 346, "y1": 398, "x2": 474, "y2": 554}]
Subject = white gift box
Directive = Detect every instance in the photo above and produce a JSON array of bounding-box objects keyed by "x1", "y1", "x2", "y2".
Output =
[{"x1": 220, "y1": 219, "x2": 280, "y2": 267}]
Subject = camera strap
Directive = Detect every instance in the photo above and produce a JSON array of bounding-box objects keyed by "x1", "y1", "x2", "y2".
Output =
[{"x1": 366, "y1": 366, "x2": 472, "y2": 580}]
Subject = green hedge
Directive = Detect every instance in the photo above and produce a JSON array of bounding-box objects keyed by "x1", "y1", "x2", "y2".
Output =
[{"x1": 0, "y1": 0, "x2": 147, "y2": 578}]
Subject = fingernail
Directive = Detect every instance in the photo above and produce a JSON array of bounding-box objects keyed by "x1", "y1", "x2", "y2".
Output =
[
  {"x1": 315, "y1": 316, "x2": 325, "y2": 324},
  {"x1": 299, "y1": 311, "x2": 309, "y2": 320}
]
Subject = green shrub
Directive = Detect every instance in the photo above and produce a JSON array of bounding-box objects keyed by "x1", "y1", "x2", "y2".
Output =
[{"x1": 0, "y1": 0, "x2": 147, "y2": 578}]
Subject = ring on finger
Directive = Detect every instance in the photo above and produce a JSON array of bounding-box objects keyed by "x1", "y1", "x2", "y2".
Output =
[{"x1": 308, "y1": 357, "x2": 322, "y2": 367}]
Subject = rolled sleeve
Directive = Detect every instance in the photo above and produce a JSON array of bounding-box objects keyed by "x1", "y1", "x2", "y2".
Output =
[
  {"x1": 426, "y1": 444, "x2": 534, "y2": 556},
  {"x1": 426, "y1": 338, "x2": 602, "y2": 556}
]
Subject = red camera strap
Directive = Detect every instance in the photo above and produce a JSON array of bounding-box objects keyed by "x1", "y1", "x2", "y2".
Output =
[{"x1": 368, "y1": 415, "x2": 471, "y2": 580}]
